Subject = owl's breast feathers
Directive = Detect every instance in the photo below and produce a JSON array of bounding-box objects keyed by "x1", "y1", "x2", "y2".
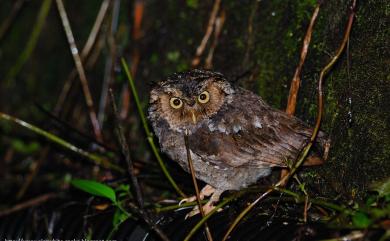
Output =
[{"x1": 187, "y1": 88, "x2": 328, "y2": 169}]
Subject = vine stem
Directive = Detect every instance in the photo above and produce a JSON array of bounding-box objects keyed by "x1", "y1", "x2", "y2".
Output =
[{"x1": 286, "y1": 1, "x2": 321, "y2": 115}]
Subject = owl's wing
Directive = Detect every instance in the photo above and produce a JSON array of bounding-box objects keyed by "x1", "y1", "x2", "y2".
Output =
[{"x1": 188, "y1": 92, "x2": 321, "y2": 169}]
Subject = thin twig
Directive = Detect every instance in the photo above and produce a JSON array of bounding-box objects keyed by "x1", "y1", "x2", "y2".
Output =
[
  {"x1": 127, "y1": 202, "x2": 171, "y2": 241},
  {"x1": 191, "y1": 0, "x2": 222, "y2": 67},
  {"x1": 156, "y1": 200, "x2": 207, "y2": 213},
  {"x1": 293, "y1": 175, "x2": 310, "y2": 222},
  {"x1": 304, "y1": 195, "x2": 309, "y2": 222},
  {"x1": 0, "y1": 0, "x2": 25, "y2": 42},
  {"x1": 282, "y1": 1, "x2": 321, "y2": 189},
  {"x1": 55, "y1": 0, "x2": 110, "y2": 115},
  {"x1": 205, "y1": 9, "x2": 226, "y2": 69},
  {"x1": 222, "y1": 1, "x2": 356, "y2": 239},
  {"x1": 16, "y1": 146, "x2": 50, "y2": 199},
  {"x1": 0, "y1": 112, "x2": 123, "y2": 172},
  {"x1": 121, "y1": 58, "x2": 186, "y2": 198},
  {"x1": 55, "y1": 0, "x2": 103, "y2": 142},
  {"x1": 183, "y1": 194, "x2": 240, "y2": 241},
  {"x1": 109, "y1": 89, "x2": 144, "y2": 208},
  {"x1": 109, "y1": 89, "x2": 170, "y2": 240},
  {"x1": 184, "y1": 132, "x2": 213, "y2": 241},
  {"x1": 286, "y1": 2, "x2": 321, "y2": 115},
  {"x1": 98, "y1": 0, "x2": 120, "y2": 126},
  {"x1": 81, "y1": 0, "x2": 110, "y2": 59},
  {"x1": 0, "y1": 193, "x2": 59, "y2": 217}
]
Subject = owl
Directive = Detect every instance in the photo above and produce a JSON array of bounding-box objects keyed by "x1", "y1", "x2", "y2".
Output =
[{"x1": 148, "y1": 69, "x2": 329, "y2": 214}]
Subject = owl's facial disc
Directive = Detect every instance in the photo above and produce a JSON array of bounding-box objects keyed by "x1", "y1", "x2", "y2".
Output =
[
  {"x1": 149, "y1": 75, "x2": 234, "y2": 132},
  {"x1": 168, "y1": 90, "x2": 211, "y2": 124},
  {"x1": 168, "y1": 96, "x2": 204, "y2": 124}
]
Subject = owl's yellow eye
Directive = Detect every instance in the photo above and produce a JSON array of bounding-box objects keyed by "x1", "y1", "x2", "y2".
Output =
[
  {"x1": 197, "y1": 91, "x2": 210, "y2": 104},
  {"x1": 169, "y1": 97, "x2": 183, "y2": 109}
]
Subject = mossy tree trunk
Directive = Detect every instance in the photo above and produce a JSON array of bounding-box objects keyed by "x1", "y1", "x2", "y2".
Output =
[{"x1": 218, "y1": 0, "x2": 390, "y2": 199}]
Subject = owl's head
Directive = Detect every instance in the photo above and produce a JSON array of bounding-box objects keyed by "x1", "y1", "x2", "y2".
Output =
[{"x1": 149, "y1": 69, "x2": 235, "y2": 132}]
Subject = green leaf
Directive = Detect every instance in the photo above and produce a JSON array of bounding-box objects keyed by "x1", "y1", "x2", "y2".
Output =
[
  {"x1": 71, "y1": 179, "x2": 116, "y2": 203},
  {"x1": 352, "y1": 211, "x2": 372, "y2": 228}
]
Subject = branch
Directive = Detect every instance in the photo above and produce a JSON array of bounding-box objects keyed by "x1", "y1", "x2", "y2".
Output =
[
  {"x1": 191, "y1": 0, "x2": 222, "y2": 67},
  {"x1": 54, "y1": 0, "x2": 110, "y2": 114},
  {"x1": 286, "y1": 2, "x2": 321, "y2": 115},
  {"x1": 55, "y1": 0, "x2": 103, "y2": 142},
  {"x1": 0, "y1": 193, "x2": 59, "y2": 217},
  {"x1": 109, "y1": 89, "x2": 144, "y2": 208},
  {"x1": 205, "y1": 9, "x2": 226, "y2": 69}
]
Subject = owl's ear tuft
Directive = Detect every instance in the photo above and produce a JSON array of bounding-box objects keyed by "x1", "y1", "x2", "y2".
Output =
[
  {"x1": 211, "y1": 78, "x2": 236, "y2": 95},
  {"x1": 149, "y1": 79, "x2": 167, "y2": 89}
]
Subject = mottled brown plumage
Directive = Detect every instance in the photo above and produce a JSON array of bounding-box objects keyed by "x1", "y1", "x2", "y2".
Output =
[{"x1": 148, "y1": 69, "x2": 328, "y2": 214}]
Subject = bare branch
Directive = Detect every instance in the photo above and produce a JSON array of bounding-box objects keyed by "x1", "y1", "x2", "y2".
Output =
[
  {"x1": 55, "y1": 0, "x2": 103, "y2": 142},
  {"x1": 286, "y1": 2, "x2": 321, "y2": 115},
  {"x1": 191, "y1": 0, "x2": 222, "y2": 67}
]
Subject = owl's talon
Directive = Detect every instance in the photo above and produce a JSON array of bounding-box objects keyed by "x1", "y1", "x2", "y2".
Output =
[
  {"x1": 179, "y1": 184, "x2": 216, "y2": 206},
  {"x1": 179, "y1": 196, "x2": 197, "y2": 206},
  {"x1": 185, "y1": 199, "x2": 222, "y2": 219},
  {"x1": 185, "y1": 188, "x2": 223, "y2": 219}
]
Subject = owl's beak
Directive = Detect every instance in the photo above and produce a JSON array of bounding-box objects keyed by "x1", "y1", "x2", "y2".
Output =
[{"x1": 190, "y1": 110, "x2": 197, "y2": 124}]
